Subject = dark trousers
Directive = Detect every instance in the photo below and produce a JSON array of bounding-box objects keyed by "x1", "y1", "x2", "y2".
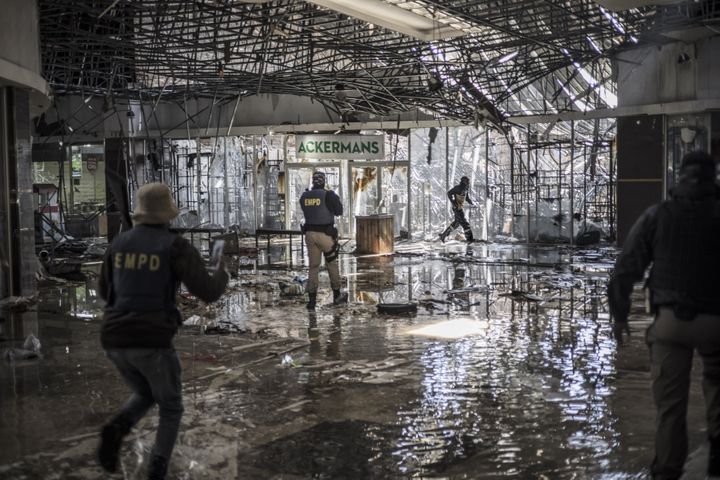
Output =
[
  {"x1": 443, "y1": 208, "x2": 473, "y2": 240},
  {"x1": 647, "y1": 308, "x2": 720, "y2": 480},
  {"x1": 106, "y1": 348, "x2": 184, "y2": 461}
]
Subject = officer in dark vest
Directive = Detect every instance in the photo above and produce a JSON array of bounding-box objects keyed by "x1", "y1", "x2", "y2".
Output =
[
  {"x1": 609, "y1": 151, "x2": 720, "y2": 480},
  {"x1": 97, "y1": 183, "x2": 228, "y2": 480},
  {"x1": 439, "y1": 175, "x2": 475, "y2": 243},
  {"x1": 299, "y1": 171, "x2": 348, "y2": 310}
]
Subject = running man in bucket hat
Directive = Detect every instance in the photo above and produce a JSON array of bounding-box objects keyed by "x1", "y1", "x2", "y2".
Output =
[{"x1": 97, "y1": 183, "x2": 228, "y2": 479}]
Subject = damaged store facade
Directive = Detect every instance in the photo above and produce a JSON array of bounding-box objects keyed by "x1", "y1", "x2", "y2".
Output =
[{"x1": 1, "y1": 0, "x2": 720, "y2": 478}]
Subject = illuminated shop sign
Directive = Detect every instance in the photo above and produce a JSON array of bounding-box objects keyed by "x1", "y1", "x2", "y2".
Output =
[{"x1": 295, "y1": 135, "x2": 384, "y2": 160}]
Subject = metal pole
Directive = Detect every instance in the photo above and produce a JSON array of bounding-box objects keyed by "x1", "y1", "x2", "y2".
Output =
[
  {"x1": 223, "y1": 137, "x2": 229, "y2": 227},
  {"x1": 484, "y1": 127, "x2": 489, "y2": 241},
  {"x1": 558, "y1": 142, "x2": 562, "y2": 241},
  {"x1": 526, "y1": 126, "x2": 531, "y2": 245},
  {"x1": 407, "y1": 130, "x2": 412, "y2": 238},
  {"x1": 284, "y1": 135, "x2": 290, "y2": 230},
  {"x1": 252, "y1": 136, "x2": 258, "y2": 231},
  {"x1": 583, "y1": 143, "x2": 588, "y2": 232},
  {"x1": 570, "y1": 121, "x2": 575, "y2": 246},
  {"x1": 510, "y1": 144, "x2": 515, "y2": 239},
  {"x1": 609, "y1": 141, "x2": 615, "y2": 241},
  {"x1": 445, "y1": 127, "x2": 449, "y2": 228}
]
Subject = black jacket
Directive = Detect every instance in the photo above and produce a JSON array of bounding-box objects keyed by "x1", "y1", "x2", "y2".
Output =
[
  {"x1": 448, "y1": 183, "x2": 473, "y2": 208},
  {"x1": 608, "y1": 180, "x2": 720, "y2": 323},
  {"x1": 99, "y1": 224, "x2": 228, "y2": 349}
]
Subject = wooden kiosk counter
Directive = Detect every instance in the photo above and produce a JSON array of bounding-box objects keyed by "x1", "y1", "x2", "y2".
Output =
[{"x1": 355, "y1": 214, "x2": 394, "y2": 254}]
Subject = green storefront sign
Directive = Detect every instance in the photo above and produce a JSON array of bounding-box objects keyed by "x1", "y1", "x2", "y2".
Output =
[{"x1": 295, "y1": 134, "x2": 384, "y2": 160}]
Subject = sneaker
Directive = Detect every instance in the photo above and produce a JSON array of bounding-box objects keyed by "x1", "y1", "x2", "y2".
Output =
[
  {"x1": 98, "y1": 423, "x2": 125, "y2": 473},
  {"x1": 147, "y1": 455, "x2": 168, "y2": 480},
  {"x1": 439, "y1": 233, "x2": 446, "y2": 243}
]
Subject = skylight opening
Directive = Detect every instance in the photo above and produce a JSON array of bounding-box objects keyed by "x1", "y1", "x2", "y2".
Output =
[
  {"x1": 556, "y1": 78, "x2": 590, "y2": 112},
  {"x1": 586, "y1": 36, "x2": 602, "y2": 55},
  {"x1": 572, "y1": 62, "x2": 617, "y2": 108},
  {"x1": 498, "y1": 51, "x2": 519, "y2": 64},
  {"x1": 599, "y1": 6, "x2": 626, "y2": 35}
]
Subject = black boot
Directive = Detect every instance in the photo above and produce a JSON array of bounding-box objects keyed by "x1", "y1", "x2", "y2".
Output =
[
  {"x1": 439, "y1": 226, "x2": 453, "y2": 243},
  {"x1": 306, "y1": 292, "x2": 317, "y2": 310},
  {"x1": 147, "y1": 455, "x2": 168, "y2": 480},
  {"x1": 333, "y1": 289, "x2": 348, "y2": 305},
  {"x1": 97, "y1": 419, "x2": 130, "y2": 473}
]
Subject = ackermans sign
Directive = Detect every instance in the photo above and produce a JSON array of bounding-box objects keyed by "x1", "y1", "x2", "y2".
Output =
[{"x1": 295, "y1": 134, "x2": 384, "y2": 160}]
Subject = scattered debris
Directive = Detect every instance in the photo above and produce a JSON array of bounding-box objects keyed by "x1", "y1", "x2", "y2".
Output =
[
  {"x1": 498, "y1": 290, "x2": 544, "y2": 302},
  {"x1": 377, "y1": 303, "x2": 418, "y2": 315},
  {"x1": 0, "y1": 295, "x2": 37, "y2": 312},
  {"x1": 4, "y1": 333, "x2": 42, "y2": 362}
]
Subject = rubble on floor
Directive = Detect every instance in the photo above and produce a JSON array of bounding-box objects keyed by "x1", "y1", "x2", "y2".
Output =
[{"x1": 0, "y1": 242, "x2": 709, "y2": 479}]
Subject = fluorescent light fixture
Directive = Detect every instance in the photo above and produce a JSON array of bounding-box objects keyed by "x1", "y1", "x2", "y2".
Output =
[
  {"x1": 306, "y1": 0, "x2": 467, "y2": 40},
  {"x1": 406, "y1": 318, "x2": 486, "y2": 339},
  {"x1": 497, "y1": 51, "x2": 519, "y2": 64}
]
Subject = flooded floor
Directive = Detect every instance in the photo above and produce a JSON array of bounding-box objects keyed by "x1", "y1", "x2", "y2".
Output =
[{"x1": 0, "y1": 242, "x2": 710, "y2": 479}]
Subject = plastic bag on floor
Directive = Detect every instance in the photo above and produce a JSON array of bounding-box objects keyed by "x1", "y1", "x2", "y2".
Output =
[
  {"x1": 4, "y1": 333, "x2": 42, "y2": 362},
  {"x1": 23, "y1": 333, "x2": 41, "y2": 353}
]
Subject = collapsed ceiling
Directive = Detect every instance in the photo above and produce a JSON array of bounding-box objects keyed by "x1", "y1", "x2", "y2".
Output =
[{"x1": 39, "y1": 0, "x2": 720, "y2": 123}]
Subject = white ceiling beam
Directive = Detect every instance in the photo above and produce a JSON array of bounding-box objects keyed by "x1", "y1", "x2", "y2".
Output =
[
  {"x1": 305, "y1": 0, "x2": 467, "y2": 40},
  {"x1": 508, "y1": 98, "x2": 720, "y2": 124}
]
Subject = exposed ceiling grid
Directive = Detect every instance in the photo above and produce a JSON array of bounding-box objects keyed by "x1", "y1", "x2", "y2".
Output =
[{"x1": 38, "y1": 0, "x2": 719, "y2": 123}]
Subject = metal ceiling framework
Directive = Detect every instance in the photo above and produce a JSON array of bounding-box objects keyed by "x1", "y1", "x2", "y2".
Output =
[{"x1": 38, "y1": 0, "x2": 720, "y2": 126}]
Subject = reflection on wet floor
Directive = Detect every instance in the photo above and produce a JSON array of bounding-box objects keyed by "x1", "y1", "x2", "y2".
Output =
[{"x1": 0, "y1": 243, "x2": 709, "y2": 479}]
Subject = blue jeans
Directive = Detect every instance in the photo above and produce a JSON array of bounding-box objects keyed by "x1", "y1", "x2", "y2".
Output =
[{"x1": 105, "y1": 348, "x2": 184, "y2": 461}]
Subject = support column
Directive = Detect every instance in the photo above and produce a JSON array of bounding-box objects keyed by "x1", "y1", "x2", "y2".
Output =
[
  {"x1": 616, "y1": 115, "x2": 664, "y2": 246},
  {"x1": 105, "y1": 138, "x2": 131, "y2": 240},
  {"x1": 0, "y1": 87, "x2": 36, "y2": 298}
]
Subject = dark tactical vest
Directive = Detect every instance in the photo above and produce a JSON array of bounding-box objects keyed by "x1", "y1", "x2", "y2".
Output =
[
  {"x1": 300, "y1": 189, "x2": 335, "y2": 225},
  {"x1": 649, "y1": 196, "x2": 720, "y2": 311},
  {"x1": 109, "y1": 225, "x2": 179, "y2": 315}
]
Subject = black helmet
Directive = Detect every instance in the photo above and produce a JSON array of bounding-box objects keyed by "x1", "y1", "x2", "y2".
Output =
[{"x1": 460, "y1": 176, "x2": 470, "y2": 185}]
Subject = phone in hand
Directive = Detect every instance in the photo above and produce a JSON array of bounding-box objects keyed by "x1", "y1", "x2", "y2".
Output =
[{"x1": 210, "y1": 240, "x2": 225, "y2": 270}]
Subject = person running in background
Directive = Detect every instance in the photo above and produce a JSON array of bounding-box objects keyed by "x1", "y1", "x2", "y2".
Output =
[{"x1": 439, "y1": 175, "x2": 475, "y2": 243}]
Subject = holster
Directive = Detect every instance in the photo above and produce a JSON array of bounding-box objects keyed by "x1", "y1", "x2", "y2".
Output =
[
  {"x1": 325, "y1": 225, "x2": 338, "y2": 239},
  {"x1": 324, "y1": 234, "x2": 340, "y2": 263}
]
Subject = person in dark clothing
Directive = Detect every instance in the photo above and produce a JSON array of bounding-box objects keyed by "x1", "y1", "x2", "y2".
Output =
[
  {"x1": 439, "y1": 176, "x2": 475, "y2": 242},
  {"x1": 97, "y1": 183, "x2": 228, "y2": 480},
  {"x1": 299, "y1": 171, "x2": 348, "y2": 310},
  {"x1": 608, "y1": 151, "x2": 720, "y2": 480}
]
